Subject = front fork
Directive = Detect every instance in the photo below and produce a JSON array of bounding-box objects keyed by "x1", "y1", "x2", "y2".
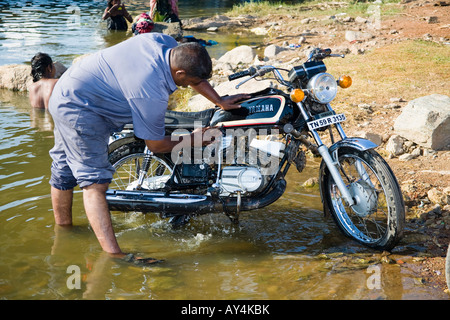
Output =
[{"x1": 294, "y1": 102, "x2": 357, "y2": 206}]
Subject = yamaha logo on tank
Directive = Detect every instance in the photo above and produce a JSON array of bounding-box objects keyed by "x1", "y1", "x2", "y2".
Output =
[{"x1": 248, "y1": 104, "x2": 274, "y2": 114}]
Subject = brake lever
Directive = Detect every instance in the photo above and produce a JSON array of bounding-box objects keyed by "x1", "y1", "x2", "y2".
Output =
[
  {"x1": 328, "y1": 53, "x2": 345, "y2": 58},
  {"x1": 235, "y1": 66, "x2": 275, "y2": 89},
  {"x1": 235, "y1": 74, "x2": 257, "y2": 89}
]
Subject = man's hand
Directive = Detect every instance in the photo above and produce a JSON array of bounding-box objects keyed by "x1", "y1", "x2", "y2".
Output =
[
  {"x1": 216, "y1": 94, "x2": 251, "y2": 110},
  {"x1": 190, "y1": 80, "x2": 250, "y2": 111},
  {"x1": 145, "y1": 127, "x2": 222, "y2": 154}
]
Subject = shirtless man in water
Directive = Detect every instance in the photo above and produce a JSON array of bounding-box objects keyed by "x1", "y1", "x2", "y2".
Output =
[{"x1": 29, "y1": 53, "x2": 58, "y2": 109}]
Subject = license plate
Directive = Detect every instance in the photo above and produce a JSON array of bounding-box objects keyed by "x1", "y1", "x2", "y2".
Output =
[{"x1": 307, "y1": 113, "x2": 346, "y2": 131}]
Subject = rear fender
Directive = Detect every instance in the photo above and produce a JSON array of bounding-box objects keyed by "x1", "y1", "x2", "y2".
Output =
[{"x1": 108, "y1": 135, "x2": 142, "y2": 154}]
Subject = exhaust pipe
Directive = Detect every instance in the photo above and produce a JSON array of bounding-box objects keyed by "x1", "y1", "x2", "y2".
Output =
[{"x1": 106, "y1": 179, "x2": 286, "y2": 216}]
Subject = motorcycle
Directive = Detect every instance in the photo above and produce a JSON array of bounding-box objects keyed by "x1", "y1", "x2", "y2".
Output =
[{"x1": 106, "y1": 48, "x2": 405, "y2": 251}]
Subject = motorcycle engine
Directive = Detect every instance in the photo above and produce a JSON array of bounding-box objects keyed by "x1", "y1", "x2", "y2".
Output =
[{"x1": 220, "y1": 166, "x2": 264, "y2": 196}]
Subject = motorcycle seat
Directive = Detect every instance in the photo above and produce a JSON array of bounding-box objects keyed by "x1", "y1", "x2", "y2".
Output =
[{"x1": 165, "y1": 108, "x2": 216, "y2": 129}]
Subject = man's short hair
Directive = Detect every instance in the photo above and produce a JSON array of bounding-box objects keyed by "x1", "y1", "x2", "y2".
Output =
[{"x1": 171, "y1": 42, "x2": 212, "y2": 79}]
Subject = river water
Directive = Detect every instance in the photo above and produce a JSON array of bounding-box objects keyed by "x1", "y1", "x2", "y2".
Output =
[
  {"x1": 0, "y1": 1, "x2": 449, "y2": 301},
  {"x1": 0, "y1": 0, "x2": 264, "y2": 66}
]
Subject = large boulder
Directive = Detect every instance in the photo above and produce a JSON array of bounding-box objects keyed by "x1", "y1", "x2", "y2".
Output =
[
  {"x1": 264, "y1": 44, "x2": 287, "y2": 60},
  {"x1": 0, "y1": 62, "x2": 67, "y2": 91},
  {"x1": 394, "y1": 94, "x2": 450, "y2": 150},
  {"x1": 0, "y1": 64, "x2": 33, "y2": 91},
  {"x1": 152, "y1": 22, "x2": 183, "y2": 40},
  {"x1": 217, "y1": 45, "x2": 256, "y2": 66},
  {"x1": 182, "y1": 14, "x2": 254, "y2": 31}
]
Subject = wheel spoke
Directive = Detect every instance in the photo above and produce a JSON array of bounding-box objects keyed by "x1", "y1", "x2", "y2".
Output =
[
  {"x1": 326, "y1": 148, "x2": 404, "y2": 249},
  {"x1": 111, "y1": 153, "x2": 172, "y2": 191}
]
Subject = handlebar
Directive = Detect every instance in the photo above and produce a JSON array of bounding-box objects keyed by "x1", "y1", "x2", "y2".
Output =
[
  {"x1": 228, "y1": 67, "x2": 256, "y2": 81},
  {"x1": 228, "y1": 66, "x2": 278, "y2": 89},
  {"x1": 227, "y1": 48, "x2": 345, "y2": 89},
  {"x1": 307, "y1": 48, "x2": 344, "y2": 61}
]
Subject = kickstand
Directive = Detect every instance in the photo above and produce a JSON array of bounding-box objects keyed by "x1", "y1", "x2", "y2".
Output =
[{"x1": 222, "y1": 191, "x2": 240, "y2": 225}]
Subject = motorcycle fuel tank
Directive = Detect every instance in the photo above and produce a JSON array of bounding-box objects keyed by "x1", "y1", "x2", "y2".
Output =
[{"x1": 210, "y1": 93, "x2": 296, "y2": 128}]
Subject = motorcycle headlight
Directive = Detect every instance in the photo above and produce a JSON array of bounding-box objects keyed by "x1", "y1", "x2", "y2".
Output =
[{"x1": 307, "y1": 73, "x2": 337, "y2": 103}]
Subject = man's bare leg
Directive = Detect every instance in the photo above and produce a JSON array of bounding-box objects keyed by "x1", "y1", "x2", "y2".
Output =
[
  {"x1": 82, "y1": 183, "x2": 123, "y2": 255},
  {"x1": 51, "y1": 186, "x2": 74, "y2": 225}
]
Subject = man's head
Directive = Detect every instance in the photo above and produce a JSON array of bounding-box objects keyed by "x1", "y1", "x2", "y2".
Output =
[{"x1": 170, "y1": 42, "x2": 212, "y2": 87}]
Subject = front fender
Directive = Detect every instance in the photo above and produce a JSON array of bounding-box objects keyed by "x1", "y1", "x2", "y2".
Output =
[{"x1": 328, "y1": 137, "x2": 378, "y2": 154}]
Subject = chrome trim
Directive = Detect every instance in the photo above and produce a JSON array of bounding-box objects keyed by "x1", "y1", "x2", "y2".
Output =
[
  {"x1": 106, "y1": 190, "x2": 207, "y2": 204},
  {"x1": 318, "y1": 144, "x2": 355, "y2": 206}
]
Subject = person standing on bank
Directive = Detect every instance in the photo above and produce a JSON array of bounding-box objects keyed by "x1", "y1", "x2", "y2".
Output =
[
  {"x1": 48, "y1": 33, "x2": 248, "y2": 263},
  {"x1": 149, "y1": 0, "x2": 181, "y2": 24}
]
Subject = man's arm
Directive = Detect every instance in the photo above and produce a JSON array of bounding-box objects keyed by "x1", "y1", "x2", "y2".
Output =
[
  {"x1": 145, "y1": 135, "x2": 184, "y2": 154},
  {"x1": 145, "y1": 127, "x2": 217, "y2": 154},
  {"x1": 190, "y1": 80, "x2": 249, "y2": 110},
  {"x1": 122, "y1": 5, "x2": 133, "y2": 22}
]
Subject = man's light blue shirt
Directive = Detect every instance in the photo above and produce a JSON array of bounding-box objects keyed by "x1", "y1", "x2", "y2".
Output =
[{"x1": 50, "y1": 33, "x2": 178, "y2": 140}]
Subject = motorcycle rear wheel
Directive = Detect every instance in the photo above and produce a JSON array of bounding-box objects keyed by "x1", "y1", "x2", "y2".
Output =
[
  {"x1": 109, "y1": 141, "x2": 192, "y2": 227},
  {"x1": 321, "y1": 147, "x2": 405, "y2": 250},
  {"x1": 109, "y1": 141, "x2": 173, "y2": 191}
]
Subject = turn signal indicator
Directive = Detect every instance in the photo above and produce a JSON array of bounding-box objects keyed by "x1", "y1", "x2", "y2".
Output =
[
  {"x1": 290, "y1": 89, "x2": 305, "y2": 103},
  {"x1": 338, "y1": 75, "x2": 352, "y2": 88}
]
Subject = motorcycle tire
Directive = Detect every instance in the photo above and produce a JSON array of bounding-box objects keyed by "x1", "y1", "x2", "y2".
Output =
[
  {"x1": 109, "y1": 140, "x2": 174, "y2": 191},
  {"x1": 321, "y1": 147, "x2": 405, "y2": 251},
  {"x1": 108, "y1": 140, "x2": 193, "y2": 227}
]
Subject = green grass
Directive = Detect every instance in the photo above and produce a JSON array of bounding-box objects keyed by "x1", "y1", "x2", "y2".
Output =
[
  {"x1": 326, "y1": 40, "x2": 450, "y2": 106},
  {"x1": 226, "y1": 0, "x2": 401, "y2": 19},
  {"x1": 171, "y1": 2, "x2": 448, "y2": 111},
  {"x1": 171, "y1": 40, "x2": 449, "y2": 111}
]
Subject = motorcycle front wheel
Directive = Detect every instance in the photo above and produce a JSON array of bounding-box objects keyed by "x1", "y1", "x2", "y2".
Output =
[{"x1": 321, "y1": 147, "x2": 405, "y2": 251}]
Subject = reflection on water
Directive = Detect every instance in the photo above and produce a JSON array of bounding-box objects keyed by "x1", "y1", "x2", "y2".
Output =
[
  {"x1": 0, "y1": 0, "x2": 259, "y2": 66},
  {"x1": 0, "y1": 0, "x2": 105, "y2": 66}
]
